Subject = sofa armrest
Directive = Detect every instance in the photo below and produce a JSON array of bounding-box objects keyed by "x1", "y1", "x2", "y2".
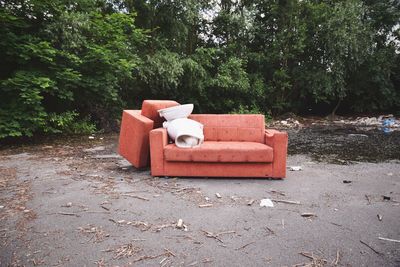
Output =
[
  {"x1": 118, "y1": 110, "x2": 154, "y2": 168},
  {"x1": 149, "y1": 128, "x2": 168, "y2": 176},
  {"x1": 265, "y1": 129, "x2": 288, "y2": 178}
]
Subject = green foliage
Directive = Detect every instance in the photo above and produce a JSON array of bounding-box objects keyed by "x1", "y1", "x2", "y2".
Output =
[
  {"x1": 1, "y1": 0, "x2": 399, "y2": 139},
  {"x1": 0, "y1": 0, "x2": 145, "y2": 138},
  {"x1": 47, "y1": 111, "x2": 96, "y2": 134}
]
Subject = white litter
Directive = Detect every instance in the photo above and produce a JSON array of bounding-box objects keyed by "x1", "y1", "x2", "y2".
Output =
[
  {"x1": 260, "y1": 199, "x2": 274, "y2": 208},
  {"x1": 289, "y1": 166, "x2": 302, "y2": 171},
  {"x1": 163, "y1": 118, "x2": 204, "y2": 148},
  {"x1": 176, "y1": 219, "x2": 183, "y2": 229}
]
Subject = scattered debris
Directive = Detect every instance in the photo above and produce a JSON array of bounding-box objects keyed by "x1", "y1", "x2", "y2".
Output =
[
  {"x1": 109, "y1": 219, "x2": 151, "y2": 231},
  {"x1": 202, "y1": 258, "x2": 213, "y2": 263},
  {"x1": 343, "y1": 180, "x2": 352, "y2": 184},
  {"x1": 365, "y1": 195, "x2": 371, "y2": 204},
  {"x1": 83, "y1": 146, "x2": 105, "y2": 153},
  {"x1": 301, "y1": 213, "x2": 316, "y2": 218},
  {"x1": 386, "y1": 172, "x2": 393, "y2": 176},
  {"x1": 247, "y1": 199, "x2": 255, "y2": 206},
  {"x1": 94, "y1": 258, "x2": 106, "y2": 267},
  {"x1": 215, "y1": 193, "x2": 222, "y2": 198},
  {"x1": 176, "y1": 219, "x2": 183, "y2": 229},
  {"x1": 132, "y1": 252, "x2": 170, "y2": 263},
  {"x1": 78, "y1": 225, "x2": 109, "y2": 243},
  {"x1": 333, "y1": 250, "x2": 340, "y2": 266},
  {"x1": 289, "y1": 166, "x2": 302, "y2": 171},
  {"x1": 163, "y1": 248, "x2": 176, "y2": 258},
  {"x1": 260, "y1": 199, "x2": 274, "y2": 208},
  {"x1": 348, "y1": 133, "x2": 368, "y2": 138},
  {"x1": 100, "y1": 205, "x2": 110, "y2": 211},
  {"x1": 377, "y1": 214, "x2": 383, "y2": 221},
  {"x1": 378, "y1": 237, "x2": 400, "y2": 243},
  {"x1": 264, "y1": 226, "x2": 275, "y2": 235},
  {"x1": 112, "y1": 243, "x2": 142, "y2": 259},
  {"x1": 57, "y1": 212, "x2": 80, "y2": 217},
  {"x1": 382, "y1": 195, "x2": 391, "y2": 201},
  {"x1": 270, "y1": 190, "x2": 286, "y2": 196},
  {"x1": 199, "y1": 204, "x2": 213, "y2": 208},
  {"x1": 121, "y1": 194, "x2": 150, "y2": 201},
  {"x1": 88, "y1": 136, "x2": 95, "y2": 139},
  {"x1": 92, "y1": 154, "x2": 121, "y2": 159},
  {"x1": 236, "y1": 241, "x2": 256, "y2": 250},
  {"x1": 271, "y1": 199, "x2": 301, "y2": 205},
  {"x1": 159, "y1": 257, "x2": 168, "y2": 265},
  {"x1": 299, "y1": 252, "x2": 328, "y2": 266},
  {"x1": 62, "y1": 202, "x2": 73, "y2": 207},
  {"x1": 187, "y1": 261, "x2": 198, "y2": 266},
  {"x1": 360, "y1": 240, "x2": 382, "y2": 255},
  {"x1": 202, "y1": 230, "x2": 235, "y2": 243}
]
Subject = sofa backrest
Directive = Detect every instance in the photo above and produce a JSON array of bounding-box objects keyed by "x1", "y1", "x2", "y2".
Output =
[
  {"x1": 189, "y1": 114, "x2": 265, "y2": 143},
  {"x1": 141, "y1": 100, "x2": 180, "y2": 128}
]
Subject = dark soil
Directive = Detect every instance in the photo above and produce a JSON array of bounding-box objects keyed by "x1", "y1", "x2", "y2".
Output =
[{"x1": 288, "y1": 125, "x2": 400, "y2": 164}]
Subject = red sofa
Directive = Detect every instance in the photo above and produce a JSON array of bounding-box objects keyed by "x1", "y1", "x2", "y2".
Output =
[
  {"x1": 119, "y1": 100, "x2": 288, "y2": 178},
  {"x1": 150, "y1": 114, "x2": 288, "y2": 178}
]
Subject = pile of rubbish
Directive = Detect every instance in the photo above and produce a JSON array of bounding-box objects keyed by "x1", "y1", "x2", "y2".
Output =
[
  {"x1": 271, "y1": 115, "x2": 400, "y2": 133},
  {"x1": 332, "y1": 115, "x2": 400, "y2": 133},
  {"x1": 269, "y1": 118, "x2": 302, "y2": 128}
]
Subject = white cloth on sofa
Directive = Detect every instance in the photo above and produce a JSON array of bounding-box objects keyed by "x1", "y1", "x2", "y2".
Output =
[{"x1": 163, "y1": 118, "x2": 204, "y2": 148}]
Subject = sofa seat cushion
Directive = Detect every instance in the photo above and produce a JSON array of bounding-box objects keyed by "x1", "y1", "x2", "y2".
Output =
[{"x1": 164, "y1": 141, "x2": 273, "y2": 163}]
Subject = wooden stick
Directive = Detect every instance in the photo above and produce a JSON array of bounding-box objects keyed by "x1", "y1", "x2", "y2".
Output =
[
  {"x1": 121, "y1": 194, "x2": 149, "y2": 201},
  {"x1": 57, "y1": 212, "x2": 80, "y2": 217},
  {"x1": 378, "y1": 237, "x2": 400, "y2": 243},
  {"x1": 236, "y1": 241, "x2": 255, "y2": 250},
  {"x1": 199, "y1": 204, "x2": 213, "y2": 208},
  {"x1": 271, "y1": 199, "x2": 301, "y2": 205},
  {"x1": 334, "y1": 250, "x2": 340, "y2": 265},
  {"x1": 164, "y1": 248, "x2": 176, "y2": 257},
  {"x1": 360, "y1": 240, "x2": 381, "y2": 255}
]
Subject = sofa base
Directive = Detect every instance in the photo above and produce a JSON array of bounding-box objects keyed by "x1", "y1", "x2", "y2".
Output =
[{"x1": 152, "y1": 161, "x2": 283, "y2": 179}]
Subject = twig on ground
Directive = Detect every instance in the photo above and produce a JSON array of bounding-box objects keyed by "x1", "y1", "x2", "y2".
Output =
[
  {"x1": 164, "y1": 248, "x2": 176, "y2": 257},
  {"x1": 299, "y1": 252, "x2": 328, "y2": 266},
  {"x1": 121, "y1": 194, "x2": 150, "y2": 201},
  {"x1": 333, "y1": 250, "x2": 340, "y2": 265},
  {"x1": 133, "y1": 253, "x2": 168, "y2": 263},
  {"x1": 301, "y1": 213, "x2": 317, "y2": 218},
  {"x1": 247, "y1": 199, "x2": 255, "y2": 206},
  {"x1": 198, "y1": 204, "x2": 213, "y2": 208},
  {"x1": 112, "y1": 243, "x2": 142, "y2": 259},
  {"x1": 378, "y1": 237, "x2": 400, "y2": 243},
  {"x1": 360, "y1": 240, "x2": 382, "y2": 255},
  {"x1": 271, "y1": 199, "x2": 301, "y2": 205},
  {"x1": 159, "y1": 257, "x2": 168, "y2": 265},
  {"x1": 100, "y1": 205, "x2": 110, "y2": 211},
  {"x1": 57, "y1": 212, "x2": 80, "y2": 217},
  {"x1": 236, "y1": 241, "x2": 255, "y2": 250},
  {"x1": 270, "y1": 190, "x2": 286, "y2": 196},
  {"x1": 264, "y1": 226, "x2": 275, "y2": 235},
  {"x1": 365, "y1": 194, "x2": 371, "y2": 204},
  {"x1": 201, "y1": 230, "x2": 235, "y2": 243}
]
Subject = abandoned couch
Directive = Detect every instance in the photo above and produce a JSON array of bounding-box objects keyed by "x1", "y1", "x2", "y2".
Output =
[{"x1": 118, "y1": 100, "x2": 288, "y2": 178}]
